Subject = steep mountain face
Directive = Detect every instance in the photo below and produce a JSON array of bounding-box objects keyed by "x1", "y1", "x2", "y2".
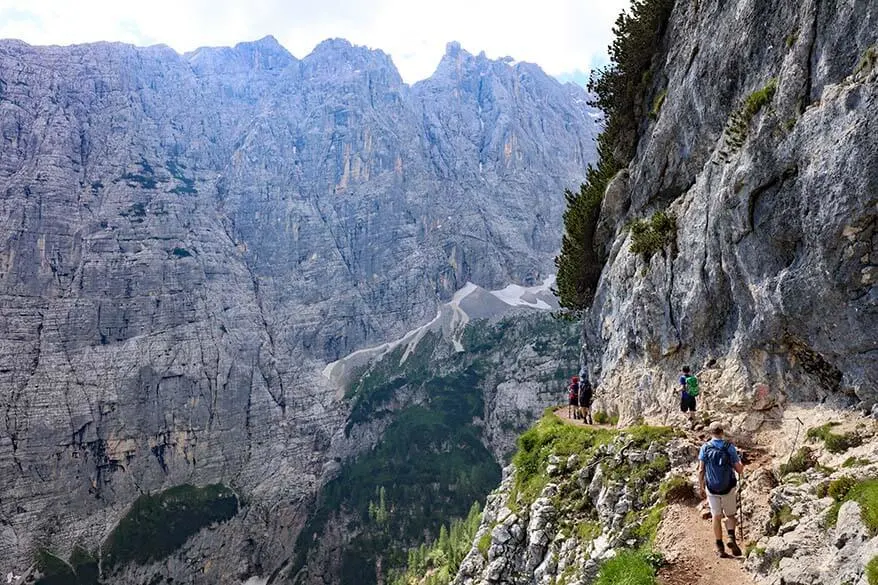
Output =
[
  {"x1": 0, "y1": 37, "x2": 598, "y2": 580},
  {"x1": 584, "y1": 0, "x2": 877, "y2": 425}
]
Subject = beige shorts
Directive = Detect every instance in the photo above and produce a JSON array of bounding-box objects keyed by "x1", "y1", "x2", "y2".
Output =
[{"x1": 706, "y1": 486, "x2": 737, "y2": 518}]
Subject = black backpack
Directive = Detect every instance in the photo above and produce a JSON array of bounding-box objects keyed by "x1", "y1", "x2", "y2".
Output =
[{"x1": 703, "y1": 442, "x2": 737, "y2": 495}]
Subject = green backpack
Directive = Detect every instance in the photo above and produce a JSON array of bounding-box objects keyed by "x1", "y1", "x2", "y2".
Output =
[{"x1": 686, "y1": 375, "x2": 700, "y2": 397}]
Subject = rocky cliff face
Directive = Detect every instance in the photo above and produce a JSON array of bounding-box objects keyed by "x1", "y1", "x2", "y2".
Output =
[
  {"x1": 585, "y1": 0, "x2": 878, "y2": 426},
  {"x1": 0, "y1": 36, "x2": 598, "y2": 580}
]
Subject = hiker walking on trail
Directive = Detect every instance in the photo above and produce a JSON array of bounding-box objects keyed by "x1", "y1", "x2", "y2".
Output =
[
  {"x1": 698, "y1": 422, "x2": 744, "y2": 558},
  {"x1": 679, "y1": 365, "x2": 699, "y2": 427},
  {"x1": 578, "y1": 375, "x2": 593, "y2": 424},
  {"x1": 568, "y1": 376, "x2": 580, "y2": 419}
]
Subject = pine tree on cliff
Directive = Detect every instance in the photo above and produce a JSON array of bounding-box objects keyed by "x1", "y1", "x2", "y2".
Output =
[{"x1": 554, "y1": 0, "x2": 675, "y2": 313}]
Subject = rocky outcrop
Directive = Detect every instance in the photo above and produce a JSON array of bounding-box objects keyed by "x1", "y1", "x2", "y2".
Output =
[
  {"x1": 445, "y1": 419, "x2": 682, "y2": 585},
  {"x1": 0, "y1": 36, "x2": 598, "y2": 580},
  {"x1": 746, "y1": 420, "x2": 878, "y2": 585},
  {"x1": 585, "y1": 0, "x2": 878, "y2": 425}
]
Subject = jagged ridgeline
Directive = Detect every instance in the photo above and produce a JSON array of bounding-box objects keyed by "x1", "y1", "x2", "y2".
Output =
[
  {"x1": 392, "y1": 412, "x2": 687, "y2": 585},
  {"x1": 289, "y1": 312, "x2": 580, "y2": 585}
]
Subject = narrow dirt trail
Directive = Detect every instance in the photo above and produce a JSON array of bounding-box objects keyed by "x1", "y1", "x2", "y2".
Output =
[
  {"x1": 655, "y1": 503, "x2": 757, "y2": 585},
  {"x1": 552, "y1": 406, "x2": 616, "y2": 430}
]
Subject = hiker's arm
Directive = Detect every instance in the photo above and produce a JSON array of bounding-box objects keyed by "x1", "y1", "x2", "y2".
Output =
[
  {"x1": 734, "y1": 461, "x2": 744, "y2": 475},
  {"x1": 697, "y1": 460, "x2": 705, "y2": 497}
]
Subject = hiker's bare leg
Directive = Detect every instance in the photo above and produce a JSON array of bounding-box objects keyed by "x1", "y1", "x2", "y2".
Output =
[
  {"x1": 725, "y1": 515, "x2": 737, "y2": 533},
  {"x1": 712, "y1": 516, "x2": 723, "y2": 540}
]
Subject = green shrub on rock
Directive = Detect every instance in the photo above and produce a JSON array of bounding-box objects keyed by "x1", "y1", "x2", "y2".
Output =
[
  {"x1": 828, "y1": 476, "x2": 858, "y2": 501},
  {"x1": 842, "y1": 457, "x2": 871, "y2": 468},
  {"x1": 660, "y1": 475, "x2": 695, "y2": 503},
  {"x1": 825, "y1": 479, "x2": 878, "y2": 534},
  {"x1": 867, "y1": 555, "x2": 878, "y2": 585},
  {"x1": 722, "y1": 78, "x2": 777, "y2": 152},
  {"x1": 593, "y1": 411, "x2": 620, "y2": 426},
  {"x1": 628, "y1": 211, "x2": 676, "y2": 260},
  {"x1": 807, "y1": 423, "x2": 861, "y2": 454}
]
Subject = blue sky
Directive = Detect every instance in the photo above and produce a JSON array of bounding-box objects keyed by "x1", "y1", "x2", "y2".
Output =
[{"x1": 0, "y1": 0, "x2": 627, "y2": 84}]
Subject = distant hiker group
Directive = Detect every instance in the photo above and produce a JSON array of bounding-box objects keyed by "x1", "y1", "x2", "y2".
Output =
[{"x1": 567, "y1": 375, "x2": 593, "y2": 424}]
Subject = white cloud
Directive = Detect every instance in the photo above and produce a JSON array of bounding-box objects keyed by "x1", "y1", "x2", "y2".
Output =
[{"x1": 0, "y1": 0, "x2": 629, "y2": 83}]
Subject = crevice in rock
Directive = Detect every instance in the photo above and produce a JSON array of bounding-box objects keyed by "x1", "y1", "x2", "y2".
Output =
[
  {"x1": 683, "y1": 46, "x2": 700, "y2": 78},
  {"x1": 787, "y1": 336, "x2": 844, "y2": 395},
  {"x1": 802, "y1": 0, "x2": 821, "y2": 111},
  {"x1": 745, "y1": 165, "x2": 799, "y2": 235},
  {"x1": 665, "y1": 249, "x2": 681, "y2": 345}
]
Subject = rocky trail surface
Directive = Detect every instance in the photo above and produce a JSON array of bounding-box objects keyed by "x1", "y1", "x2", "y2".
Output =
[{"x1": 552, "y1": 406, "x2": 616, "y2": 430}]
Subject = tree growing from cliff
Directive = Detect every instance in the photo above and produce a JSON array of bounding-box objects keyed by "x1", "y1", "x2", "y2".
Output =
[
  {"x1": 589, "y1": 0, "x2": 676, "y2": 165},
  {"x1": 553, "y1": 155, "x2": 615, "y2": 312},
  {"x1": 554, "y1": 0, "x2": 675, "y2": 312}
]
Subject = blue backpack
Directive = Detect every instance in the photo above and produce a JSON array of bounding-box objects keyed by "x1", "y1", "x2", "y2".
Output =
[{"x1": 703, "y1": 442, "x2": 737, "y2": 495}]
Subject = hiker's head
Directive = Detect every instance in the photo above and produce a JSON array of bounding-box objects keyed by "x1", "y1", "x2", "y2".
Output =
[
  {"x1": 682, "y1": 365, "x2": 691, "y2": 374},
  {"x1": 709, "y1": 422, "x2": 724, "y2": 438}
]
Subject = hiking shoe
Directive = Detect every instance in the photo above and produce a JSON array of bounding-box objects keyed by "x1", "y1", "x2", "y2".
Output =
[
  {"x1": 715, "y1": 542, "x2": 728, "y2": 558},
  {"x1": 727, "y1": 540, "x2": 742, "y2": 557}
]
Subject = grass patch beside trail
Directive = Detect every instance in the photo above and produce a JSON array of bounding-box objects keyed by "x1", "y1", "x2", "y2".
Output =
[
  {"x1": 780, "y1": 447, "x2": 817, "y2": 476},
  {"x1": 101, "y1": 484, "x2": 238, "y2": 570},
  {"x1": 512, "y1": 412, "x2": 615, "y2": 505},
  {"x1": 595, "y1": 550, "x2": 658, "y2": 585},
  {"x1": 807, "y1": 423, "x2": 861, "y2": 454},
  {"x1": 825, "y1": 479, "x2": 878, "y2": 534},
  {"x1": 867, "y1": 555, "x2": 878, "y2": 585},
  {"x1": 593, "y1": 411, "x2": 620, "y2": 426},
  {"x1": 624, "y1": 425, "x2": 681, "y2": 447},
  {"x1": 634, "y1": 505, "x2": 665, "y2": 546}
]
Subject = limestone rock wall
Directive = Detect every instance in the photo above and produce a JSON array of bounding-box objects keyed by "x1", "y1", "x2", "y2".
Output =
[{"x1": 585, "y1": 0, "x2": 878, "y2": 425}]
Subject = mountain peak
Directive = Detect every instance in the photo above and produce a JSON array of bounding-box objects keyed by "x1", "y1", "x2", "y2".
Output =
[
  {"x1": 234, "y1": 35, "x2": 284, "y2": 51},
  {"x1": 186, "y1": 35, "x2": 295, "y2": 72},
  {"x1": 303, "y1": 37, "x2": 402, "y2": 84}
]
